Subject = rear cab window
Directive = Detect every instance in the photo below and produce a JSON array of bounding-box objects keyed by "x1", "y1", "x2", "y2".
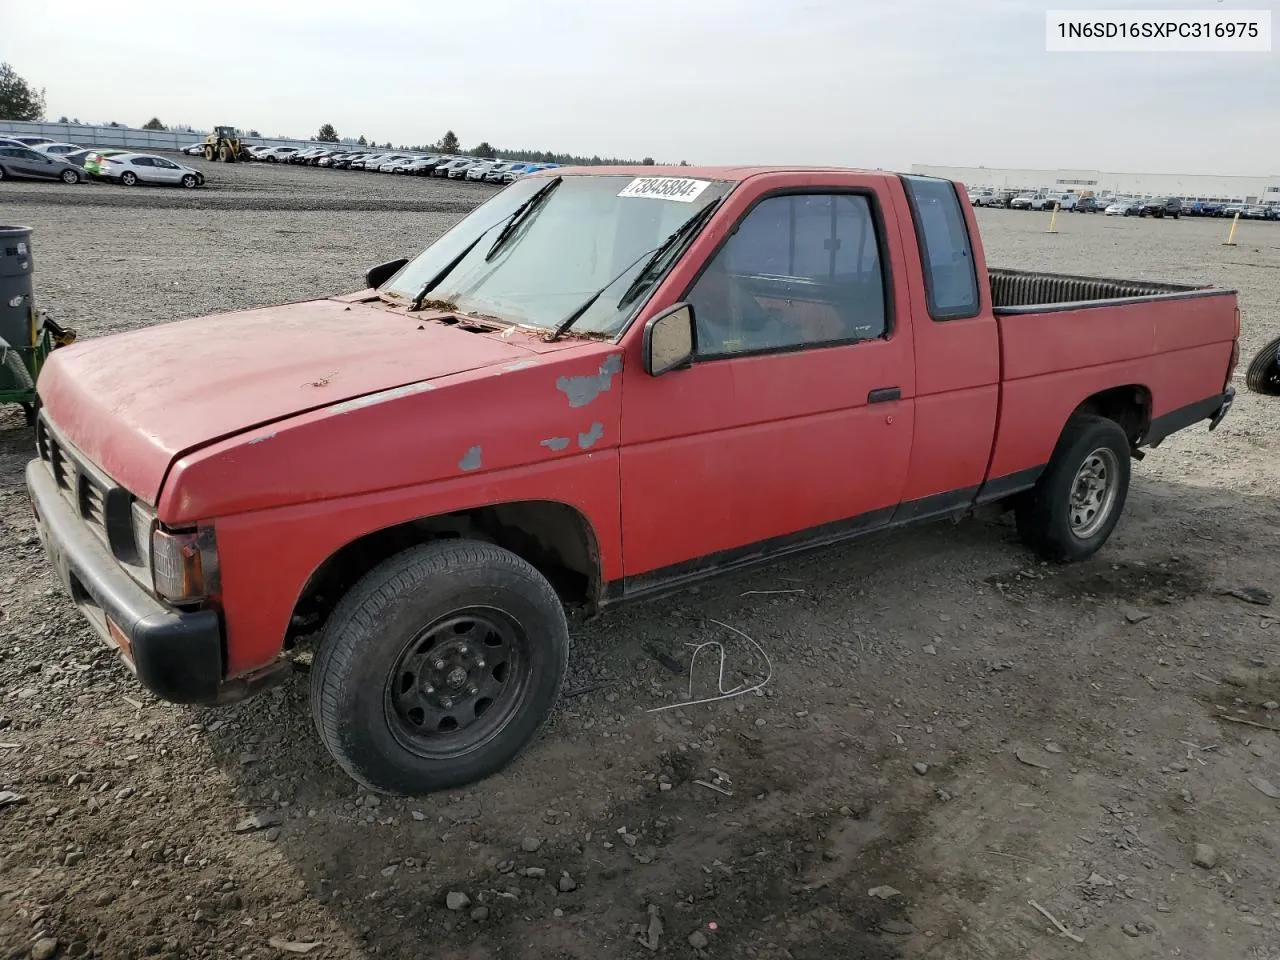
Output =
[{"x1": 901, "y1": 175, "x2": 980, "y2": 320}]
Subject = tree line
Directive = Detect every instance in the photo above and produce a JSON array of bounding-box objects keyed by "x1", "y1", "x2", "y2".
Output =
[{"x1": 1, "y1": 63, "x2": 676, "y2": 165}]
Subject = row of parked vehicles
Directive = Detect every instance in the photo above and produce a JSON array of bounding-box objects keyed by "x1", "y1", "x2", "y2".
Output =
[
  {"x1": 180, "y1": 141, "x2": 556, "y2": 184},
  {"x1": 967, "y1": 187, "x2": 1278, "y2": 221},
  {"x1": 0, "y1": 134, "x2": 205, "y2": 188}
]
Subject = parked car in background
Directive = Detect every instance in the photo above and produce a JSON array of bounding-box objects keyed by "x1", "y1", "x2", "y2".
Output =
[
  {"x1": 465, "y1": 161, "x2": 497, "y2": 181},
  {"x1": 378, "y1": 157, "x2": 416, "y2": 173},
  {"x1": 259, "y1": 147, "x2": 299, "y2": 163},
  {"x1": 332, "y1": 153, "x2": 367, "y2": 169},
  {"x1": 970, "y1": 190, "x2": 1003, "y2": 207},
  {"x1": 483, "y1": 162, "x2": 521, "y2": 183},
  {"x1": 1139, "y1": 197, "x2": 1181, "y2": 219},
  {"x1": 1033, "y1": 193, "x2": 1075, "y2": 211},
  {"x1": 83, "y1": 150, "x2": 127, "y2": 177},
  {"x1": 1072, "y1": 197, "x2": 1101, "y2": 213},
  {"x1": 442, "y1": 158, "x2": 477, "y2": 179},
  {"x1": 34, "y1": 142, "x2": 82, "y2": 157},
  {"x1": 401, "y1": 157, "x2": 442, "y2": 175},
  {"x1": 182, "y1": 143, "x2": 206, "y2": 156},
  {"x1": 97, "y1": 153, "x2": 205, "y2": 188},
  {"x1": 1245, "y1": 205, "x2": 1280, "y2": 220},
  {"x1": 503, "y1": 163, "x2": 539, "y2": 183},
  {"x1": 61, "y1": 149, "x2": 93, "y2": 170},
  {"x1": 0, "y1": 145, "x2": 84, "y2": 183},
  {"x1": 1009, "y1": 193, "x2": 1038, "y2": 210},
  {"x1": 9, "y1": 136, "x2": 55, "y2": 147}
]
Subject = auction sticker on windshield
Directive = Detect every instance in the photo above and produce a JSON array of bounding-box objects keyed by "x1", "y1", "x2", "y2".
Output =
[{"x1": 618, "y1": 177, "x2": 712, "y2": 202}]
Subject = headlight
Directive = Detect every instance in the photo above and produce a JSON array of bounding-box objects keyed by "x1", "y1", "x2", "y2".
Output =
[{"x1": 151, "y1": 525, "x2": 220, "y2": 604}]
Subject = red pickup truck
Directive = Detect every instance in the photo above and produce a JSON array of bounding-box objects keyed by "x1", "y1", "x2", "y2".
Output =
[{"x1": 27, "y1": 167, "x2": 1238, "y2": 795}]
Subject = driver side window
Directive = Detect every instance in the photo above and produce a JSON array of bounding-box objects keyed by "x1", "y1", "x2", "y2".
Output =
[{"x1": 686, "y1": 193, "x2": 888, "y2": 358}]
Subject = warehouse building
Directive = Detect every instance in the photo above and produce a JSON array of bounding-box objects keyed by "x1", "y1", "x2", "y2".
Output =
[{"x1": 910, "y1": 165, "x2": 1280, "y2": 205}]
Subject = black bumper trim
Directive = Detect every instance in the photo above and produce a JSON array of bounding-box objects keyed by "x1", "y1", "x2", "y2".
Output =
[
  {"x1": 26, "y1": 460, "x2": 225, "y2": 704},
  {"x1": 1145, "y1": 388, "x2": 1235, "y2": 448}
]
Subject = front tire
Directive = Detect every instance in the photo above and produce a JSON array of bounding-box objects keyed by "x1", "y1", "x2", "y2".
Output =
[
  {"x1": 181, "y1": 174, "x2": 198, "y2": 188},
  {"x1": 1015, "y1": 415, "x2": 1131, "y2": 562},
  {"x1": 121, "y1": 171, "x2": 138, "y2": 186},
  {"x1": 1246, "y1": 335, "x2": 1280, "y2": 395},
  {"x1": 311, "y1": 540, "x2": 569, "y2": 795},
  {"x1": 60, "y1": 168, "x2": 79, "y2": 184}
]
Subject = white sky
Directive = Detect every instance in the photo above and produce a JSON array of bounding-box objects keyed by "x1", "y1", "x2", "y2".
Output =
[{"x1": 2, "y1": 0, "x2": 1276, "y2": 174}]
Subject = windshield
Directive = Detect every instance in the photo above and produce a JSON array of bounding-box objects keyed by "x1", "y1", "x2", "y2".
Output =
[{"x1": 383, "y1": 174, "x2": 732, "y2": 337}]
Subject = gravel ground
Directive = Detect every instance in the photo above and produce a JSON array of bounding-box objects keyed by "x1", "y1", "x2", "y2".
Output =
[{"x1": 2, "y1": 162, "x2": 1280, "y2": 960}]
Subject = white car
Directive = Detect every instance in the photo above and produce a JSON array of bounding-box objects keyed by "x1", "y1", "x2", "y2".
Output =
[
  {"x1": 34, "y1": 142, "x2": 82, "y2": 157},
  {"x1": 181, "y1": 143, "x2": 206, "y2": 156},
  {"x1": 1105, "y1": 199, "x2": 1135, "y2": 216},
  {"x1": 97, "y1": 153, "x2": 205, "y2": 188},
  {"x1": 1009, "y1": 194, "x2": 1037, "y2": 210},
  {"x1": 1035, "y1": 192, "x2": 1077, "y2": 211},
  {"x1": 258, "y1": 146, "x2": 299, "y2": 163},
  {"x1": 380, "y1": 157, "x2": 419, "y2": 173}
]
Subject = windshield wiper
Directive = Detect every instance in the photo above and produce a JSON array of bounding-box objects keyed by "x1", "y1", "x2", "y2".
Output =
[
  {"x1": 410, "y1": 176, "x2": 562, "y2": 310},
  {"x1": 547, "y1": 198, "x2": 722, "y2": 342},
  {"x1": 484, "y1": 176, "x2": 562, "y2": 262}
]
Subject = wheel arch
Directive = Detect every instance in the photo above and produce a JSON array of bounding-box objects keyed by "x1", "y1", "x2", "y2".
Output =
[
  {"x1": 1068, "y1": 384, "x2": 1152, "y2": 449},
  {"x1": 286, "y1": 499, "x2": 602, "y2": 648}
]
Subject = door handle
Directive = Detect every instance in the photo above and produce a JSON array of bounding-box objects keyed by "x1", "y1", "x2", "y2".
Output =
[{"x1": 868, "y1": 387, "x2": 901, "y2": 404}]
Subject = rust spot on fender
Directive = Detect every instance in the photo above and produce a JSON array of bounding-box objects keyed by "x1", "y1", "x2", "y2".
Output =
[
  {"x1": 540, "y1": 437, "x2": 570, "y2": 452},
  {"x1": 458, "y1": 446, "x2": 483, "y2": 471},
  {"x1": 577, "y1": 422, "x2": 604, "y2": 449},
  {"x1": 556, "y1": 354, "x2": 622, "y2": 408}
]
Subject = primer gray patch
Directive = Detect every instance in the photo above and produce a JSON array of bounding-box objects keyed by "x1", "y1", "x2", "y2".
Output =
[
  {"x1": 577, "y1": 422, "x2": 605, "y2": 449},
  {"x1": 458, "y1": 446, "x2": 483, "y2": 471},
  {"x1": 247, "y1": 432, "x2": 277, "y2": 445},
  {"x1": 330, "y1": 380, "x2": 435, "y2": 414},
  {"x1": 504, "y1": 359, "x2": 539, "y2": 372},
  {"x1": 556, "y1": 354, "x2": 622, "y2": 408},
  {"x1": 540, "y1": 437, "x2": 571, "y2": 452}
]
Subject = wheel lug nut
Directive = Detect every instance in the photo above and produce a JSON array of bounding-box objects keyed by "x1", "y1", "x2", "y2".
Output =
[
  {"x1": 476, "y1": 659, "x2": 485, "y2": 668},
  {"x1": 459, "y1": 645, "x2": 469, "y2": 655},
  {"x1": 441, "y1": 697, "x2": 453, "y2": 708},
  {"x1": 468, "y1": 685, "x2": 478, "y2": 695},
  {"x1": 434, "y1": 659, "x2": 446, "y2": 670},
  {"x1": 424, "y1": 684, "x2": 434, "y2": 694}
]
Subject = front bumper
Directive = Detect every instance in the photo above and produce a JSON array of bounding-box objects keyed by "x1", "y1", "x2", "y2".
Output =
[{"x1": 26, "y1": 459, "x2": 225, "y2": 704}]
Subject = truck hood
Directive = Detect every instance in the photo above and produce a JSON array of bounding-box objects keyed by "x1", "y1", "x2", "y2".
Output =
[{"x1": 38, "y1": 298, "x2": 544, "y2": 503}]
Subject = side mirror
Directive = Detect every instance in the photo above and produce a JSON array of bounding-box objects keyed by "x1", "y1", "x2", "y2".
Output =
[
  {"x1": 643, "y1": 302, "x2": 696, "y2": 377},
  {"x1": 364, "y1": 257, "x2": 409, "y2": 290}
]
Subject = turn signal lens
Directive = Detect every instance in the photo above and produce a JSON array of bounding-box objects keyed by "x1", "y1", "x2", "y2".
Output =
[{"x1": 151, "y1": 526, "x2": 219, "y2": 603}]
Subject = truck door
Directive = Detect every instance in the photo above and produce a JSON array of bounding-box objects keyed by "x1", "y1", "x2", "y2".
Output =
[
  {"x1": 892, "y1": 175, "x2": 1001, "y2": 520},
  {"x1": 618, "y1": 174, "x2": 917, "y2": 589}
]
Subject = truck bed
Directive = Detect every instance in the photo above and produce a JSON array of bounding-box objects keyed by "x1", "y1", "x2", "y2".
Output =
[{"x1": 990, "y1": 267, "x2": 1216, "y2": 312}]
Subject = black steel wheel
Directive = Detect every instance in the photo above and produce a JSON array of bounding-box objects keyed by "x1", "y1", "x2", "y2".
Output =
[
  {"x1": 384, "y1": 608, "x2": 529, "y2": 760},
  {"x1": 311, "y1": 539, "x2": 569, "y2": 795}
]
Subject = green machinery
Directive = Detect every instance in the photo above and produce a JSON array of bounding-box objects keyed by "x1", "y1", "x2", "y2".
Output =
[{"x1": 1, "y1": 226, "x2": 75, "y2": 426}]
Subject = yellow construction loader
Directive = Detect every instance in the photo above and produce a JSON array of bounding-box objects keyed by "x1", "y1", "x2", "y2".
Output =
[{"x1": 203, "y1": 126, "x2": 251, "y2": 162}]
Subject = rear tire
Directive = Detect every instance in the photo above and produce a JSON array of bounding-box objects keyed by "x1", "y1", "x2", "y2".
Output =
[
  {"x1": 0, "y1": 165, "x2": 7, "y2": 181},
  {"x1": 60, "y1": 168, "x2": 79, "y2": 184},
  {"x1": 121, "y1": 171, "x2": 138, "y2": 186},
  {"x1": 310, "y1": 540, "x2": 570, "y2": 795},
  {"x1": 1015, "y1": 415, "x2": 1131, "y2": 562},
  {"x1": 1245, "y1": 335, "x2": 1280, "y2": 395},
  {"x1": 204, "y1": 146, "x2": 215, "y2": 161}
]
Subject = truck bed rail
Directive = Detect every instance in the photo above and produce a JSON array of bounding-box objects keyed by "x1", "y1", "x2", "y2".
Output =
[{"x1": 990, "y1": 268, "x2": 1217, "y2": 312}]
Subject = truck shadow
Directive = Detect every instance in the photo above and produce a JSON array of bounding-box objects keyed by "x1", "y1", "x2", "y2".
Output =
[{"x1": 187, "y1": 472, "x2": 1280, "y2": 960}]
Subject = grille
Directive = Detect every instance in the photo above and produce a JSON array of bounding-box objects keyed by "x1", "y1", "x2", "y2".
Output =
[{"x1": 36, "y1": 413, "x2": 117, "y2": 546}]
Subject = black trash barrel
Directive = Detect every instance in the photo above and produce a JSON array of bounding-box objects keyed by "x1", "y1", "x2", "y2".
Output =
[{"x1": 0, "y1": 225, "x2": 36, "y2": 350}]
